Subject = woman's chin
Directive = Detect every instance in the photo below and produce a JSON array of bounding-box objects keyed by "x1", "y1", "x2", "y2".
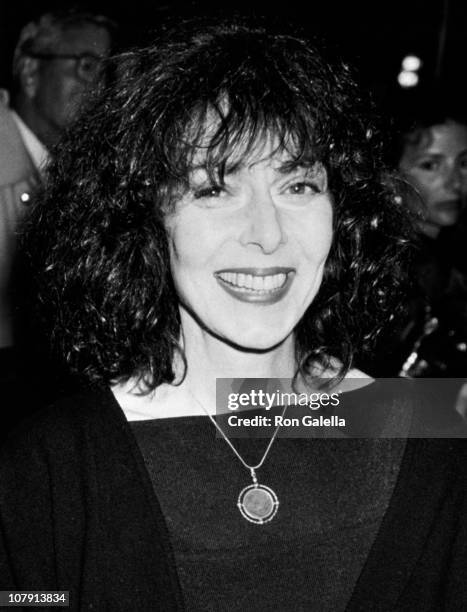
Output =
[{"x1": 219, "y1": 327, "x2": 292, "y2": 352}]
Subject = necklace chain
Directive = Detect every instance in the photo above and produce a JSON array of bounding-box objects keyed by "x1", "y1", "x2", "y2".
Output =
[
  {"x1": 187, "y1": 389, "x2": 283, "y2": 524},
  {"x1": 188, "y1": 391, "x2": 287, "y2": 472}
]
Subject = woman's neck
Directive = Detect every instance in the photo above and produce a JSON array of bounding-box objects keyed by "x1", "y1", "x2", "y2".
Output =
[
  {"x1": 112, "y1": 318, "x2": 371, "y2": 420},
  {"x1": 171, "y1": 314, "x2": 297, "y2": 412},
  {"x1": 182, "y1": 327, "x2": 296, "y2": 379},
  {"x1": 112, "y1": 312, "x2": 299, "y2": 419}
]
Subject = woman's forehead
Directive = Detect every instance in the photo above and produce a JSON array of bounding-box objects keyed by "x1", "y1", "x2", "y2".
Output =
[
  {"x1": 402, "y1": 122, "x2": 467, "y2": 162},
  {"x1": 189, "y1": 141, "x2": 294, "y2": 169},
  {"x1": 184, "y1": 103, "x2": 317, "y2": 170},
  {"x1": 187, "y1": 129, "x2": 318, "y2": 174}
]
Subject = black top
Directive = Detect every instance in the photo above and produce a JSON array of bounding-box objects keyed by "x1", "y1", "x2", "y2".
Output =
[
  {"x1": 367, "y1": 233, "x2": 467, "y2": 377},
  {"x1": 132, "y1": 415, "x2": 406, "y2": 611},
  {"x1": 0, "y1": 382, "x2": 466, "y2": 611}
]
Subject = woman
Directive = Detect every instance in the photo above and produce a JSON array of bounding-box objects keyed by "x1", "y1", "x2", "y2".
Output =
[
  {"x1": 399, "y1": 112, "x2": 467, "y2": 241},
  {"x1": 387, "y1": 109, "x2": 467, "y2": 377},
  {"x1": 1, "y1": 21, "x2": 466, "y2": 611}
]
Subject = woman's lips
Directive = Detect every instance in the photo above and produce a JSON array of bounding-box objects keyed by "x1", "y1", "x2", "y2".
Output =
[
  {"x1": 214, "y1": 267, "x2": 295, "y2": 304},
  {"x1": 436, "y1": 199, "x2": 462, "y2": 214}
]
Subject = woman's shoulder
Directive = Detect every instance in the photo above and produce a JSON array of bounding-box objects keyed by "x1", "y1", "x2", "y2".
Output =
[{"x1": 1, "y1": 384, "x2": 124, "y2": 459}]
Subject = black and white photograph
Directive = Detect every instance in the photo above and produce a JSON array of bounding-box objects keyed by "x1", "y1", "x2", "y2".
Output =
[{"x1": 0, "y1": 1, "x2": 467, "y2": 610}]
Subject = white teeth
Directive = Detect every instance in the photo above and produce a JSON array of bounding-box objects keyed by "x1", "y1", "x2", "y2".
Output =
[
  {"x1": 251, "y1": 275, "x2": 263, "y2": 290},
  {"x1": 217, "y1": 272, "x2": 288, "y2": 292}
]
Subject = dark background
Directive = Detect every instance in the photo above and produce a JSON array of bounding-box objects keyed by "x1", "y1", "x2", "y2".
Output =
[{"x1": 1, "y1": 0, "x2": 466, "y2": 114}]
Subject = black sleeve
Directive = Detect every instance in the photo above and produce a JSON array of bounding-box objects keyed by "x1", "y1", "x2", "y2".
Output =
[{"x1": 0, "y1": 426, "x2": 58, "y2": 590}]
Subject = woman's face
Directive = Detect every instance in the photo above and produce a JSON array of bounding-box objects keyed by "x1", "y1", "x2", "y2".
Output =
[
  {"x1": 165, "y1": 143, "x2": 334, "y2": 351},
  {"x1": 399, "y1": 121, "x2": 467, "y2": 237}
]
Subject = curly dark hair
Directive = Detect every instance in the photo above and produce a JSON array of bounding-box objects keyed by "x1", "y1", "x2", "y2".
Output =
[{"x1": 25, "y1": 19, "x2": 413, "y2": 390}]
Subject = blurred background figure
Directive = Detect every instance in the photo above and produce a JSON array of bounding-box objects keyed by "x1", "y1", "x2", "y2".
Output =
[
  {"x1": 398, "y1": 109, "x2": 467, "y2": 377},
  {"x1": 368, "y1": 103, "x2": 467, "y2": 377},
  {"x1": 399, "y1": 114, "x2": 467, "y2": 243},
  {"x1": 11, "y1": 9, "x2": 114, "y2": 149},
  {"x1": 0, "y1": 9, "x2": 115, "y2": 368}
]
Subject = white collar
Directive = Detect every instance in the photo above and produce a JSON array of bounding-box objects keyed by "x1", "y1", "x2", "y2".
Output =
[{"x1": 10, "y1": 110, "x2": 49, "y2": 174}]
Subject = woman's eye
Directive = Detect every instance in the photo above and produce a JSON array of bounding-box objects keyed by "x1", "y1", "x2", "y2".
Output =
[
  {"x1": 193, "y1": 185, "x2": 224, "y2": 199},
  {"x1": 417, "y1": 159, "x2": 439, "y2": 172},
  {"x1": 286, "y1": 181, "x2": 319, "y2": 195}
]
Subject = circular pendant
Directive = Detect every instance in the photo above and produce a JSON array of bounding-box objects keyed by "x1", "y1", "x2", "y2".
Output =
[{"x1": 237, "y1": 484, "x2": 279, "y2": 524}]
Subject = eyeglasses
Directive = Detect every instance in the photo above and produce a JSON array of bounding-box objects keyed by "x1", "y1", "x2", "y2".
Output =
[{"x1": 28, "y1": 53, "x2": 105, "y2": 82}]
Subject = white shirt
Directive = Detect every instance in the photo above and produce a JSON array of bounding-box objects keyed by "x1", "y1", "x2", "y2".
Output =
[{"x1": 10, "y1": 110, "x2": 49, "y2": 174}]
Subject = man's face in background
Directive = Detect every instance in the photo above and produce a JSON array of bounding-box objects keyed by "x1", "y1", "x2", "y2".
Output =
[{"x1": 31, "y1": 24, "x2": 111, "y2": 132}]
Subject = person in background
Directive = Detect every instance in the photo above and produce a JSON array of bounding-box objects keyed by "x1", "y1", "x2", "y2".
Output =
[
  {"x1": 399, "y1": 114, "x2": 467, "y2": 244},
  {"x1": 366, "y1": 105, "x2": 467, "y2": 377},
  {"x1": 397, "y1": 110, "x2": 467, "y2": 376},
  {"x1": 0, "y1": 9, "x2": 114, "y2": 369}
]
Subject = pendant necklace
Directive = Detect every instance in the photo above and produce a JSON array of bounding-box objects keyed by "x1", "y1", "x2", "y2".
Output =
[{"x1": 189, "y1": 392, "x2": 286, "y2": 525}]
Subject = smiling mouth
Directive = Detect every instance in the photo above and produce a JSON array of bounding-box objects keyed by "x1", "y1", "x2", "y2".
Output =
[{"x1": 214, "y1": 267, "x2": 295, "y2": 303}]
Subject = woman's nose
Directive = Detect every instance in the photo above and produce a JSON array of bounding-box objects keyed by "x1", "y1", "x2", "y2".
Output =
[
  {"x1": 444, "y1": 165, "x2": 465, "y2": 194},
  {"x1": 239, "y1": 191, "x2": 285, "y2": 254}
]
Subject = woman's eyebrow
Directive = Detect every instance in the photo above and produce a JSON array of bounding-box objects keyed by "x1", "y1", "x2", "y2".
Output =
[
  {"x1": 188, "y1": 161, "x2": 324, "y2": 176},
  {"x1": 413, "y1": 152, "x2": 444, "y2": 160},
  {"x1": 276, "y1": 161, "x2": 323, "y2": 175}
]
